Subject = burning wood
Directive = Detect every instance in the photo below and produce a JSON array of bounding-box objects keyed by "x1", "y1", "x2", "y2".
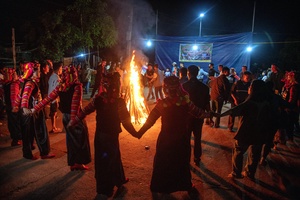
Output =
[{"x1": 126, "y1": 51, "x2": 149, "y2": 124}]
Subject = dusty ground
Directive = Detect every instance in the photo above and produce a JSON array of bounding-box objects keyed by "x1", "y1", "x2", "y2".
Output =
[{"x1": 0, "y1": 91, "x2": 300, "y2": 200}]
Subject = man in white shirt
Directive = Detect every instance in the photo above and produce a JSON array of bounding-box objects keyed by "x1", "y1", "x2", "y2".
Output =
[
  {"x1": 48, "y1": 62, "x2": 63, "y2": 133},
  {"x1": 196, "y1": 66, "x2": 208, "y2": 83}
]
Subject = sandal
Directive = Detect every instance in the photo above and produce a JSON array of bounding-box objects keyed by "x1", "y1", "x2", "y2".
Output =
[{"x1": 49, "y1": 128, "x2": 62, "y2": 133}]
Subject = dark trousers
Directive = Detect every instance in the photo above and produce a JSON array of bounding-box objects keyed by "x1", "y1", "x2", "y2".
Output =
[
  {"x1": 232, "y1": 140, "x2": 262, "y2": 176},
  {"x1": 188, "y1": 118, "x2": 204, "y2": 159},
  {"x1": 6, "y1": 109, "x2": 21, "y2": 140},
  {"x1": 21, "y1": 110, "x2": 50, "y2": 159},
  {"x1": 211, "y1": 99, "x2": 224, "y2": 127},
  {"x1": 228, "y1": 102, "x2": 235, "y2": 130}
]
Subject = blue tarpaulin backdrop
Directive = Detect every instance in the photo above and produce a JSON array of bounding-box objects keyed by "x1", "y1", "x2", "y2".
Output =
[{"x1": 155, "y1": 32, "x2": 253, "y2": 76}]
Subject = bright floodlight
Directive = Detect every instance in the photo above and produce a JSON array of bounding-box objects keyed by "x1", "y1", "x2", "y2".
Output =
[
  {"x1": 246, "y1": 46, "x2": 253, "y2": 52},
  {"x1": 199, "y1": 13, "x2": 205, "y2": 37},
  {"x1": 79, "y1": 53, "x2": 84, "y2": 57},
  {"x1": 146, "y1": 40, "x2": 152, "y2": 47},
  {"x1": 192, "y1": 45, "x2": 198, "y2": 50}
]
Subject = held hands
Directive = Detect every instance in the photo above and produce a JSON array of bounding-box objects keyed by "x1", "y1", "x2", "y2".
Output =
[
  {"x1": 67, "y1": 120, "x2": 74, "y2": 129},
  {"x1": 22, "y1": 108, "x2": 33, "y2": 115},
  {"x1": 209, "y1": 111, "x2": 220, "y2": 118},
  {"x1": 130, "y1": 130, "x2": 143, "y2": 139},
  {"x1": 66, "y1": 120, "x2": 76, "y2": 133}
]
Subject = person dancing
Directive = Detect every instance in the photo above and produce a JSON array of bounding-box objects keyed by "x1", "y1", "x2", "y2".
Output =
[
  {"x1": 13, "y1": 62, "x2": 55, "y2": 160},
  {"x1": 68, "y1": 72, "x2": 138, "y2": 197},
  {"x1": 137, "y1": 76, "x2": 211, "y2": 196},
  {"x1": 26, "y1": 64, "x2": 91, "y2": 170}
]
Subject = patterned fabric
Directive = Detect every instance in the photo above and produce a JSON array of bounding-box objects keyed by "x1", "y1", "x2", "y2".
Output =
[
  {"x1": 34, "y1": 83, "x2": 82, "y2": 121},
  {"x1": 20, "y1": 62, "x2": 34, "y2": 81},
  {"x1": 10, "y1": 81, "x2": 20, "y2": 108},
  {"x1": 15, "y1": 81, "x2": 37, "y2": 109},
  {"x1": 2, "y1": 68, "x2": 15, "y2": 83},
  {"x1": 59, "y1": 65, "x2": 78, "y2": 92}
]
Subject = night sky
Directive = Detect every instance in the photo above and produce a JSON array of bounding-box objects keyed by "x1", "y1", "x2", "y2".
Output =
[{"x1": 1, "y1": 0, "x2": 300, "y2": 65}]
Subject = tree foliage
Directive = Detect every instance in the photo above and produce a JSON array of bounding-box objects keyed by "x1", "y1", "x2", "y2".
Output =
[{"x1": 35, "y1": 0, "x2": 117, "y2": 62}]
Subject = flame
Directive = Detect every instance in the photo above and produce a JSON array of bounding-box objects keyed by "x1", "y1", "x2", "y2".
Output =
[{"x1": 126, "y1": 51, "x2": 149, "y2": 124}]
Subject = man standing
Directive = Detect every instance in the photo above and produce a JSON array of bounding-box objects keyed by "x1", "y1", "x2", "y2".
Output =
[
  {"x1": 171, "y1": 62, "x2": 179, "y2": 77},
  {"x1": 48, "y1": 62, "x2": 63, "y2": 133},
  {"x1": 179, "y1": 67, "x2": 188, "y2": 85},
  {"x1": 39, "y1": 60, "x2": 50, "y2": 119},
  {"x1": 240, "y1": 65, "x2": 248, "y2": 78},
  {"x1": 210, "y1": 66, "x2": 231, "y2": 128},
  {"x1": 267, "y1": 64, "x2": 284, "y2": 94},
  {"x1": 207, "y1": 63, "x2": 219, "y2": 84},
  {"x1": 183, "y1": 65, "x2": 211, "y2": 165},
  {"x1": 152, "y1": 64, "x2": 164, "y2": 101},
  {"x1": 228, "y1": 71, "x2": 252, "y2": 132}
]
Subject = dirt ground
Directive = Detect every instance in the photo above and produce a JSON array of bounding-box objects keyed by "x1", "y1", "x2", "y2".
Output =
[{"x1": 1, "y1": 92, "x2": 300, "y2": 200}]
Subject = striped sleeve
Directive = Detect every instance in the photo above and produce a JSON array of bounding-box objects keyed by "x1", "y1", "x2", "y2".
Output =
[
  {"x1": 10, "y1": 81, "x2": 20, "y2": 108},
  {"x1": 20, "y1": 81, "x2": 35, "y2": 108},
  {"x1": 70, "y1": 84, "x2": 83, "y2": 121},
  {"x1": 70, "y1": 94, "x2": 96, "y2": 126},
  {"x1": 34, "y1": 86, "x2": 60, "y2": 112}
]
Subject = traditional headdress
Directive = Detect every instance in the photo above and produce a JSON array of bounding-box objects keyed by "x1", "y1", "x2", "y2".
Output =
[
  {"x1": 2, "y1": 67, "x2": 15, "y2": 83},
  {"x1": 100, "y1": 72, "x2": 121, "y2": 101},
  {"x1": 59, "y1": 65, "x2": 78, "y2": 91},
  {"x1": 162, "y1": 76, "x2": 190, "y2": 107},
  {"x1": 20, "y1": 62, "x2": 35, "y2": 81}
]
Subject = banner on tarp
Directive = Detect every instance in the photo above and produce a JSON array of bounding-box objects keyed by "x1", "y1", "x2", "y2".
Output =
[
  {"x1": 179, "y1": 43, "x2": 213, "y2": 63},
  {"x1": 155, "y1": 32, "x2": 252, "y2": 76}
]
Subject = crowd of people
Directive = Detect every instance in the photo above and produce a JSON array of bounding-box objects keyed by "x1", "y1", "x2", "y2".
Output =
[
  {"x1": 0, "y1": 58, "x2": 299, "y2": 198},
  {"x1": 142, "y1": 61, "x2": 300, "y2": 180}
]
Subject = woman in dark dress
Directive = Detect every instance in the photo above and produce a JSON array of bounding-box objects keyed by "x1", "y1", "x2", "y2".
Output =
[
  {"x1": 137, "y1": 76, "x2": 211, "y2": 195},
  {"x1": 68, "y1": 72, "x2": 138, "y2": 197}
]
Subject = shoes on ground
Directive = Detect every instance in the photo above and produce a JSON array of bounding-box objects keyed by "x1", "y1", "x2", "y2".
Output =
[
  {"x1": 70, "y1": 163, "x2": 89, "y2": 171},
  {"x1": 214, "y1": 125, "x2": 220, "y2": 128},
  {"x1": 188, "y1": 184, "x2": 199, "y2": 197},
  {"x1": 228, "y1": 128, "x2": 235, "y2": 132},
  {"x1": 49, "y1": 128, "x2": 62, "y2": 133},
  {"x1": 11, "y1": 140, "x2": 22, "y2": 146},
  {"x1": 194, "y1": 158, "x2": 201, "y2": 166},
  {"x1": 115, "y1": 185, "x2": 128, "y2": 197},
  {"x1": 242, "y1": 171, "x2": 255, "y2": 180},
  {"x1": 24, "y1": 155, "x2": 39, "y2": 160},
  {"x1": 41, "y1": 153, "x2": 55, "y2": 159},
  {"x1": 123, "y1": 177, "x2": 129, "y2": 184},
  {"x1": 228, "y1": 172, "x2": 244, "y2": 179}
]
